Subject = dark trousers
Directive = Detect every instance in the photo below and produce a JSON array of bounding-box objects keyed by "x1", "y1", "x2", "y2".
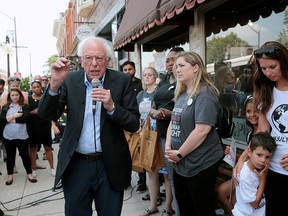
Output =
[
  {"x1": 62, "y1": 155, "x2": 124, "y2": 216},
  {"x1": 265, "y1": 169, "x2": 288, "y2": 216},
  {"x1": 173, "y1": 161, "x2": 219, "y2": 216},
  {"x1": 137, "y1": 170, "x2": 146, "y2": 185},
  {"x1": 3, "y1": 138, "x2": 32, "y2": 175}
]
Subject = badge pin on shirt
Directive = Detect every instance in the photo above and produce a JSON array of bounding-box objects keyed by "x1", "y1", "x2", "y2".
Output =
[{"x1": 187, "y1": 98, "x2": 193, "y2": 106}]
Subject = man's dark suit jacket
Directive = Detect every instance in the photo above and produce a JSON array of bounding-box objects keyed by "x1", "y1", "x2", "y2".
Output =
[{"x1": 38, "y1": 69, "x2": 140, "y2": 191}]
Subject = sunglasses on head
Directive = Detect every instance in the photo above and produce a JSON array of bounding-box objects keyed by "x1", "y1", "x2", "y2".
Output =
[
  {"x1": 253, "y1": 46, "x2": 280, "y2": 58},
  {"x1": 9, "y1": 77, "x2": 21, "y2": 82}
]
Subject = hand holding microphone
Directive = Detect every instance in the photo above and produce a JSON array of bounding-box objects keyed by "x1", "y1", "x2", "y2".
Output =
[
  {"x1": 91, "y1": 78, "x2": 115, "y2": 113},
  {"x1": 92, "y1": 78, "x2": 101, "y2": 114}
]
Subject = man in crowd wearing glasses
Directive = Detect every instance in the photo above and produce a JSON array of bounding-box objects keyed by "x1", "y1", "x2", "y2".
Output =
[
  {"x1": 38, "y1": 36, "x2": 140, "y2": 216},
  {"x1": 41, "y1": 75, "x2": 49, "y2": 89}
]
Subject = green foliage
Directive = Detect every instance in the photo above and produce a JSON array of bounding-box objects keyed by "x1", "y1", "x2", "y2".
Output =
[
  {"x1": 206, "y1": 32, "x2": 249, "y2": 64},
  {"x1": 42, "y1": 54, "x2": 58, "y2": 75},
  {"x1": 278, "y1": 9, "x2": 288, "y2": 46},
  {"x1": 47, "y1": 54, "x2": 58, "y2": 66},
  {"x1": 278, "y1": 29, "x2": 288, "y2": 47},
  {"x1": 20, "y1": 76, "x2": 30, "y2": 92}
]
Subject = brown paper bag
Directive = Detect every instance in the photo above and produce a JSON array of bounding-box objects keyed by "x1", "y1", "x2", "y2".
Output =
[
  {"x1": 140, "y1": 115, "x2": 165, "y2": 173},
  {"x1": 124, "y1": 131, "x2": 144, "y2": 172}
]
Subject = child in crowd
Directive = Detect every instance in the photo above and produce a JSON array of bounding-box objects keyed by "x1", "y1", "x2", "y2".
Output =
[
  {"x1": 232, "y1": 132, "x2": 276, "y2": 216},
  {"x1": 218, "y1": 95, "x2": 258, "y2": 214}
]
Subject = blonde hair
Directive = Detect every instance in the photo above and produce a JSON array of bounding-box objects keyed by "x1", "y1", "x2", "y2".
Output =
[
  {"x1": 142, "y1": 66, "x2": 158, "y2": 90},
  {"x1": 174, "y1": 51, "x2": 219, "y2": 101}
]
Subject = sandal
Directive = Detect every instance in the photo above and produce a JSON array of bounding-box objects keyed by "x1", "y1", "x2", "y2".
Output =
[
  {"x1": 28, "y1": 178, "x2": 38, "y2": 183},
  {"x1": 157, "y1": 198, "x2": 162, "y2": 206},
  {"x1": 5, "y1": 179, "x2": 13, "y2": 185},
  {"x1": 142, "y1": 193, "x2": 150, "y2": 201},
  {"x1": 161, "y1": 209, "x2": 175, "y2": 216},
  {"x1": 139, "y1": 208, "x2": 159, "y2": 216},
  {"x1": 142, "y1": 194, "x2": 162, "y2": 206}
]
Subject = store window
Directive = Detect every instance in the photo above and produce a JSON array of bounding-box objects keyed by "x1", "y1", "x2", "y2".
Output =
[{"x1": 206, "y1": 7, "x2": 288, "y2": 144}]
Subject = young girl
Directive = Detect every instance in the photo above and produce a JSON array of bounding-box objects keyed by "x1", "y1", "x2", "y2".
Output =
[
  {"x1": 27, "y1": 80, "x2": 55, "y2": 177},
  {"x1": 217, "y1": 95, "x2": 258, "y2": 214},
  {"x1": 0, "y1": 88, "x2": 37, "y2": 185}
]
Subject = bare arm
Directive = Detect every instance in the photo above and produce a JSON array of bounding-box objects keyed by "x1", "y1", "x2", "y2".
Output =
[
  {"x1": 233, "y1": 143, "x2": 250, "y2": 185},
  {"x1": 165, "y1": 123, "x2": 211, "y2": 163},
  {"x1": 250, "y1": 165, "x2": 268, "y2": 208},
  {"x1": 165, "y1": 122, "x2": 172, "y2": 152},
  {"x1": 257, "y1": 112, "x2": 270, "y2": 133}
]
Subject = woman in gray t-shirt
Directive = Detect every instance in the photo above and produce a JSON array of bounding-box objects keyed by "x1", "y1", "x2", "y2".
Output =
[{"x1": 165, "y1": 51, "x2": 223, "y2": 216}]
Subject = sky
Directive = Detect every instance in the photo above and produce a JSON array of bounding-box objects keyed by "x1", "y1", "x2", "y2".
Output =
[{"x1": 0, "y1": 0, "x2": 69, "y2": 78}]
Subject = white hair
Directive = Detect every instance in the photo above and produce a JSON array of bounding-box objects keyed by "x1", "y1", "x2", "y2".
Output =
[{"x1": 77, "y1": 36, "x2": 114, "y2": 59}]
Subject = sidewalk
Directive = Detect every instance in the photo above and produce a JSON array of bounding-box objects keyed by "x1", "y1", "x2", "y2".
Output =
[{"x1": 0, "y1": 144, "x2": 166, "y2": 216}]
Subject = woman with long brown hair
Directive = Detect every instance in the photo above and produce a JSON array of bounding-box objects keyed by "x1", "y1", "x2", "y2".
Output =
[{"x1": 0, "y1": 88, "x2": 37, "y2": 185}]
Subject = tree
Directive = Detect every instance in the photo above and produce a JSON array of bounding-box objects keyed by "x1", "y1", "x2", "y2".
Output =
[
  {"x1": 206, "y1": 32, "x2": 249, "y2": 64},
  {"x1": 278, "y1": 9, "x2": 288, "y2": 46},
  {"x1": 42, "y1": 54, "x2": 58, "y2": 75},
  {"x1": 278, "y1": 29, "x2": 288, "y2": 47},
  {"x1": 20, "y1": 76, "x2": 30, "y2": 92},
  {"x1": 44, "y1": 54, "x2": 82, "y2": 75}
]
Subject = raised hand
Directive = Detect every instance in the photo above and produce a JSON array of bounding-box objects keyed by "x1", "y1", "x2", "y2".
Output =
[{"x1": 49, "y1": 56, "x2": 71, "y2": 93}]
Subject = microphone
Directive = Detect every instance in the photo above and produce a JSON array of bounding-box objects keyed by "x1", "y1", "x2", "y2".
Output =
[{"x1": 92, "y1": 78, "x2": 101, "y2": 114}]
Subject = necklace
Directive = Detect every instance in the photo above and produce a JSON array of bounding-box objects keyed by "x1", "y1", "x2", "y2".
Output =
[{"x1": 32, "y1": 95, "x2": 42, "y2": 102}]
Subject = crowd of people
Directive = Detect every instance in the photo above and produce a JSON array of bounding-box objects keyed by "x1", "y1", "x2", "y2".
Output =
[
  {"x1": 132, "y1": 40, "x2": 287, "y2": 216},
  {"x1": 1, "y1": 37, "x2": 287, "y2": 216},
  {"x1": 0, "y1": 74, "x2": 64, "y2": 186}
]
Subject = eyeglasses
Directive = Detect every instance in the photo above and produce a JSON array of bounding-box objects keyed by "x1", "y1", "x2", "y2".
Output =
[
  {"x1": 82, "y1": 56, "x2": 108, "y2": 64},
  {"x1": 253, "y1": 46, "x2": 280, "y2": 58}
]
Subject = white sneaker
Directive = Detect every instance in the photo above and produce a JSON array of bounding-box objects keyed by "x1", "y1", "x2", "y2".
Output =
[
  {"x1": 51, "y1": 168, "x2": 56, "y2": 177},
  {"x1": 32, "y1": 170, "x2": 37, "y2": 178}
]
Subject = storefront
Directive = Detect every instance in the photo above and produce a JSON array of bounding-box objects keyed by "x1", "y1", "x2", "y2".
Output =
[{"x1": 113, "y1": 0, "x2": 288, "y2": 149}]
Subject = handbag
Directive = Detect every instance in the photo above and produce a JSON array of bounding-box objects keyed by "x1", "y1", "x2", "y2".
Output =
[
  {"x1": 139, "y1": 114, "x2": 165, "y2": 173},
  {"x1": 124, "y1": 131, "x2": 144, "y2": 172}
]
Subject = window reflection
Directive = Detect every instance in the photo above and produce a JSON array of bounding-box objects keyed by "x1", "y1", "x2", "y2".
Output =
[{"x1": 206, "y1": 7, "x2": 288, "y2": 141}]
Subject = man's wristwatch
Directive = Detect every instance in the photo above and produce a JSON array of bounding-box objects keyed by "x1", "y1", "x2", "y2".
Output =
[
  {"x1": 109, "y1": 103, "x2": 115, "y2": 112},
  {"x1": 176, "y1": 151, "x2": 183, "y2": 159},
  {"x1": 107, "y1": 103, "x2": 115, "y2": 115}
]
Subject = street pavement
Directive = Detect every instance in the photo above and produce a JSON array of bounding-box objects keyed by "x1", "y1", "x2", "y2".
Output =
[
  {"x1": 0, "y1": 144, "x2": 228, "y2": 216},
  {"x1": 0, "y1": 143, "x2": 165, "y2": 216}
]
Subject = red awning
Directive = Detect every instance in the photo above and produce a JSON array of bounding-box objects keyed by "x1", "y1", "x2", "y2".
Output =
[
  {"x1": 114, "y1": 0, "x2": 288, "y2": 52},
  {"x1": 113, "y1": 0, "x2": 161, "y2": 50},
  {"x1": 114, "y1": 0, "x2": 206, "y2": 50},
  {"x1": 159, "y1": 0, "x2": 205, "y2": 23}
]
